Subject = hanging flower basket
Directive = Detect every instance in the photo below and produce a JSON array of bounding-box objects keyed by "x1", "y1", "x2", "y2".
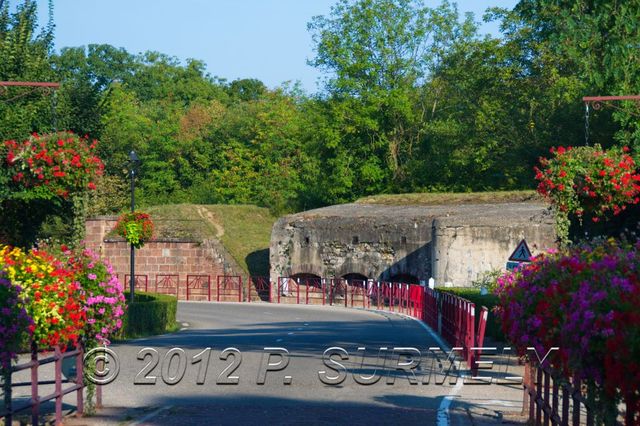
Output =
[
  {"x1": 114, "y1": 211, "x2": 154, "y2": 249},
  {"x1": 4, "y1": 131, "x2": 104, "y2": 199}
]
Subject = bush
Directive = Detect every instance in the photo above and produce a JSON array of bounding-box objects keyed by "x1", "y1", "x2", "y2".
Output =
[
  {"x1": 535, "y1": 144, "x2": 640, "y2": 243},
  {"x1": 65, "y1": 247, "x2": 126, "y2": 347},
  {"x1": 120, "y1": 292, "x2": 177, "y2": 338},
  {"x1": 4, "y1": 132, "x2": 104, "y2": 199},
  {"x1": 495, "y1": 239, "x2": 640, "y2": 420},
  {"x1": 0, "y1": 272, "x2": 32, "y2": 370},
  {"x1": 437, "y1": 287, "x2": 504, "y2": 342},
  {"x1": 113, "y1": 211, "x2": 154, "y2": 249},
  {"x1": 0, "y1": 245, "x2": 85, "y2": 350}
]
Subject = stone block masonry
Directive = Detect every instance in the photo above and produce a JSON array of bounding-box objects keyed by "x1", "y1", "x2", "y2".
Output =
[
  {"x1": 85, "y1": 216, "x2": 243, "y2": 300},
  {"x1": 270, "y1": 202, "x2": 556, "y2": 287}
]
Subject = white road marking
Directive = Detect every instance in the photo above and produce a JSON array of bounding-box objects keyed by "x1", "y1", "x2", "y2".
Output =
[
  {"x1": 476, "y1": 400, "x2": 521, "y2": 407},
  {"x1": 276, "y1": 338, "x2": 283, "y2": 342},
  {"x1": 378, "y1": 309, "x2": 461, "y2": 426}
]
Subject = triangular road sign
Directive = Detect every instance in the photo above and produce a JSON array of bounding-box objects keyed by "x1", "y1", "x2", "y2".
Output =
[{"x1": 509, "y1": 239, "x2": 532, "y2": 262}]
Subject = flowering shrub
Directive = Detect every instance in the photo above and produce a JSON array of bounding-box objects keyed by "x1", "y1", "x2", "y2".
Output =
[
  {"x1": 535, "y1": 145, "x2": 640, "y2": 222},
  {"x1": 495, "y1": 239, "x2": 640, "y2": 411},
  {"x1": 0, "y1": 272, "x2": 33, "y2": 370},
  {"x1": 4, "y1": 131, "x2": 104, "y2": 199},
  {"x1": 114, "y1": 211, "x2": 154, "y2": 248},
  {"x1": 66, "y1": 248, "x2": 126, "y2": 346},
  {"x1": 0, "y1": 245, "x2": 85, "y2": 350}
]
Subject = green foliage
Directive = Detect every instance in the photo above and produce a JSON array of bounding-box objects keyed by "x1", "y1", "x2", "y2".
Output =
[
  {"x1": 119, "y1": 292, "x2": 177, "y2": 339},
  {"x1": 2, "y1": 0, "x2": 640, "y2": 219},
  {"x1": 535, "y1": 145, "x2": 640, "y2": 244},
  {"x1": 437, "y1": 287, "x2": 505, "y2": 342},
  {"x1": 0, "y1": 0, "x2": 56, "y2": 141},
  {"x1": 86, "y1": 175, "x2": 129, "y2": 216},
  {"x1": 470, "y1": 268, "x2": 503, "y2": 294},
  {"x1": 114, "y1": 211, "x2": 154, "y2": 248},
  {"x1": 512, "y1": 0, "x2": 640, "y2": 150}
]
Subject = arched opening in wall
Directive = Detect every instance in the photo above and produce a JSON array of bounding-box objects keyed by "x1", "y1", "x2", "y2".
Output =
[
  {"x1": 388, "y1": 273, "x2": 420, "y2": 284},
  {"x1": 290, "y1": 273, "x2": 323, "y2": 301},
  {"x1": 291, "y1": 273, "x2": 322, "y2": 288},
  {"x1": 342, "y1": 273, "x2": 368, "y2": 283},
  {"x1": 342, "y1": 273, "x2": 368, "y2": 303}
]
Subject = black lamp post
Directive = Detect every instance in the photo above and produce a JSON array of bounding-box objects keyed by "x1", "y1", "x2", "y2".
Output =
[{"x1": 129, "y1": 150, "x2": 140, "y2": 303}]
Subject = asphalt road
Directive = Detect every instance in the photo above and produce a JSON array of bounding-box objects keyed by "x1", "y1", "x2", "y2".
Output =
[
  {"x1": 96, "y1": 301, "x2": 458, "y2": 424},
  {"x1": 7, "y1": 301, "x2": 525, "y2": 425}
]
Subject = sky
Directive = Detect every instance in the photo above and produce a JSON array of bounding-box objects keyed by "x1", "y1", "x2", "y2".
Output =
[{"x1": 28, "y1": 0, "x2": 518, "y2": 93}]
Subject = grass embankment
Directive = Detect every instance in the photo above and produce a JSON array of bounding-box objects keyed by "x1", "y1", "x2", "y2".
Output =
[
  {"x1": 356, "y1": 190, "x2": 540, "y2": 206},
  {"x1": 134, "y1": 193, "x2": 537, "y2": 279},
  {"x1": 144, "y1": 204, "x2": 277, "y2": 276}
]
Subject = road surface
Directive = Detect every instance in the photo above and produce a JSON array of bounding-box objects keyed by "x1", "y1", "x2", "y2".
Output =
[{"x1": 10, "y1": 301, "x2": 525, "y2": 425}]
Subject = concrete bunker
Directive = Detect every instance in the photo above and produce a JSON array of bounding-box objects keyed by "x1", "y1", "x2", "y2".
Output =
[{"x1": 270, "y1": 202, "x2": 555, "y2": 287}]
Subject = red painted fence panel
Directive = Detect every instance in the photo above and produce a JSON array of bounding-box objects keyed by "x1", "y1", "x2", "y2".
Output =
[
  {"x1": 155, "y1": 274, "x2": 179, "y2": 297},
  {"x1": 186, "y1": 274, "x2": 211, "y2": 301},
  {"x1": 248, "y1": 276, "x2": 271, "y2": 302},
  {"x1": 1, "y1": 344, "x2": 84, "y2": 425},
  {"x1": 124, "y1": 274, "x2": 148, "y2": 293},
  {"x1": 217, "y1": 275, "x2": 242, "y2": 302}
]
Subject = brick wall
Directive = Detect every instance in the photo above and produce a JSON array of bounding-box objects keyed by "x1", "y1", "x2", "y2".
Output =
[{"x1": 85, "y1": 217, "x2": 234, "y2": 300}]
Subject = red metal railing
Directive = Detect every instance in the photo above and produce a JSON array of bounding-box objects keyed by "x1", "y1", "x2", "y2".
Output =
[
  {"x1": 155, "y1": 274, "x2": 179, "y2": 297},
  {"x1": 217, "y1": 275, "x2": 242, "y2": 302},
  {"x1": 422, "y1": 287, "x2": 438, "y2": 329},
  {"x1": 347, "y1": 279, "x2": 368, "y2": 308},
  {"x1": 301, "y1": 277, "x2": 325, "y2": 305},
  {"x1": 277, "y1": 277, "x2": 299, "y2": 304},
  {"x1": 186, "y1": 274, "x2": 211, "y2": 301},
  {"x1": 124, "y1": 274, "x2": 148, "y2": 293},
  {"x1": 2, "y1": 344, "x2": 84, "y2": 426},
  {"x1": 248, "y1": 276, "x2": 271, "y2": 302},
  {"x1": 329, "y1": 278, "x2": 347, "y2": 306}
]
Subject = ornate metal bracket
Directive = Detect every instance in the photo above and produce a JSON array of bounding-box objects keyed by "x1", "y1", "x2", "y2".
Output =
[
  {"x1": 583, "y1": 95, "x2": 640, "y2": 114},
  {"x1": 582, "y1": 95, "x2": 640, "y2": 145},
  {"x1": 0, "y1": 81, "x2": 60, "y2": 103}
]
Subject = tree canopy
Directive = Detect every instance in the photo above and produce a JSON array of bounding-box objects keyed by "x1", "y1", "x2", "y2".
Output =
[{"x1": 2, "y1": 0, "x2": 639, "y2": 245}]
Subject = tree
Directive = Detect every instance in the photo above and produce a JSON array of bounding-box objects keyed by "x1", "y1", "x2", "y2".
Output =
[
  {"x1": 308, "y1": 0, "x2": 479, "y2": 194},
  {"x1": 0, "y1": 0, "x2": 56, "y2": 141},
  {"x1": 512, "y1": 0, "x2": 640, "y2": 151}
]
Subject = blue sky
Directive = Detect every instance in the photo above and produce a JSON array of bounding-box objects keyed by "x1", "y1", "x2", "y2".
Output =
[{"x1": 28, "y1": 0, "x2": 517, "y2": 92}]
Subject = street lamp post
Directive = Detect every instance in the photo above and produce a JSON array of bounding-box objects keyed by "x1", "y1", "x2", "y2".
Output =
[{"x1": 129, "y1": 150, "x2": 140, "y2": 303}]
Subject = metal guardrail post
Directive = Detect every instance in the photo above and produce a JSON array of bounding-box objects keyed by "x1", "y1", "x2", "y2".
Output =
[{"x1": 30, "y1": 342, "x2": 39, "y2": 425}]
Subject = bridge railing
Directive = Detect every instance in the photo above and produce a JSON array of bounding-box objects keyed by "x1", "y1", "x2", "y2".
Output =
[
  {"x1": 111, "y1": 273, "x2": 488, "y2": 369},
  {"x1": 2, "y1": 343, "x2": 84, "y2": 426}
]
